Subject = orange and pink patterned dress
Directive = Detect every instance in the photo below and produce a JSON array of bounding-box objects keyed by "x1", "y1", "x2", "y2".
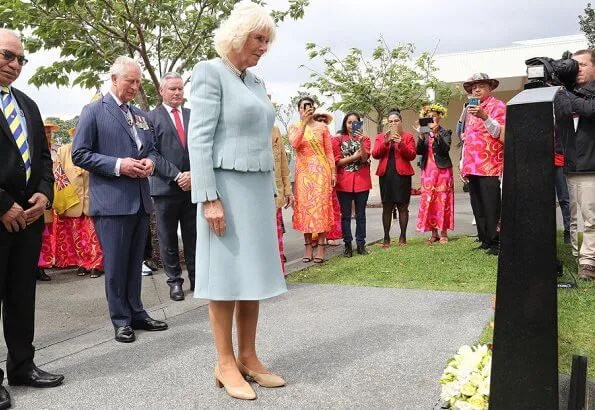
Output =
[
  {"x1": 416, "y1": 134, "x2": 454, "y2": 232},
  {"x1": 461, "y1": 96, "x2": 506, "y2": 177},
  {"x1": 289, "y1": 122, "x2": 335, "y2": 233}
]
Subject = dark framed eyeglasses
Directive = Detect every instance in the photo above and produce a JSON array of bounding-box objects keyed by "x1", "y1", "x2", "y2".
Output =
[
  {"x1": 0, "y1": 49, "x2": 28, "y2": 66},
  {"x1": 313, "y1": 116, "x2": 328, "y2": 123}
]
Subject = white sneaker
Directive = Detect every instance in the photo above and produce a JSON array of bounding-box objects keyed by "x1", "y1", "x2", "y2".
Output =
[{"x1": 141, "y1": 263, "x2": 152, "y2": 276}]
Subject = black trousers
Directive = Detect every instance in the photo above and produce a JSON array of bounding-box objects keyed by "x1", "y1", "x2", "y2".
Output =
[
  {"x1": 154, "y1": 195, "x2": 196, "y2": 288},
  {"x1": 468, "y1": 175, "x2": 501, "y2": 250},
  {"x1": 0, "y1": 217, "x2": 43, "y2": 383},
  {"x1": 337, "y1": 190, "x2": 369, "y2": 246}
]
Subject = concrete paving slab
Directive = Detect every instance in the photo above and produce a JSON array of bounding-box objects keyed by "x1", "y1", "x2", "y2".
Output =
[{"x1": 5, "y1": 283, "x2": 492, "y2": 409}]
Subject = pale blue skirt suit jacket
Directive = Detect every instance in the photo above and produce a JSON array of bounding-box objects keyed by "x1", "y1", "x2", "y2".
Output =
[{"x1": 188, "y1": 58, "x2": 287, "y2": 300}]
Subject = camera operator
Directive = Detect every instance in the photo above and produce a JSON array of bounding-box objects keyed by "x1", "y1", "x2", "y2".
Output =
[
  {"x1": 460, "y1": 73, "x2": 506, "y2": 256},
  {"x1": 555, "y1": 49, "x2": 595, "y2": 280}
]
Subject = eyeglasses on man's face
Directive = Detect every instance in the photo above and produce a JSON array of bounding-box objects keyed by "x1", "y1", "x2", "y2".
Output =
[{"x1": 0, "y1": 49, "x2": 28, "y2": 66}]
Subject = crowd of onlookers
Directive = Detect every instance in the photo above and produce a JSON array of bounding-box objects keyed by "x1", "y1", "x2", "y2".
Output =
[
  {"x1": 275, "y1": 61, "x2": 595, "y2": 284},
  {"x1": 275, "y1": 72, "x2": 505, "y2": 268}
]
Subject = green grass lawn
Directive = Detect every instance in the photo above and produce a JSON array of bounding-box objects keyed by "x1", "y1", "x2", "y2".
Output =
[{"x1": 288, "y1": 234, "x2": 595, "y2": 379}]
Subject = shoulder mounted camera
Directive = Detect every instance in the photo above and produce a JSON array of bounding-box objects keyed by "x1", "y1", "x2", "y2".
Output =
[{"x1": 525, "y1": 51, "x2": 578, "y2": 90}]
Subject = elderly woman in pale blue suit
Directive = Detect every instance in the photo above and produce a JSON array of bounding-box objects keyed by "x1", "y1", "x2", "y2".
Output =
[{"x1": 188, "y1": 1, "x2": 287, "y2": 401}]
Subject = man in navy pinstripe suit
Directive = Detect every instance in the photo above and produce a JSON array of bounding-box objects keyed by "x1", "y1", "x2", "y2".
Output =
[{"x1": 72, "y1": 56, "x2": 168, "y2": 343}]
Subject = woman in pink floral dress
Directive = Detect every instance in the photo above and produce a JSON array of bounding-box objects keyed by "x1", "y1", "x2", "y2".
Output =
[{"x1": 415, "y1": 104, "x2": 454, "y2": 243}]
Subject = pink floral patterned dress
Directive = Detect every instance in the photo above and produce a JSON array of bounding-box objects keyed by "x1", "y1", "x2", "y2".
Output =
[{"x1": 416, "y1": 134, "x2": 454, "y2": 232}]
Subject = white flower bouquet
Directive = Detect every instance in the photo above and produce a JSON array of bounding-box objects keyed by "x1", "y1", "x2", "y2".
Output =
[{"x1": 439, "y1": 344, "x2": 492, "y2": 410}]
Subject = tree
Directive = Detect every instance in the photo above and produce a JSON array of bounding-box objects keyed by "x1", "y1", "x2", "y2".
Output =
[
  {"x1": 0, "y1": 0, "x2": 309, "y2": 110},
  {"x1": 579, "y1": 3, "x2": 595, "y2": 49},
  {"x1": 273, "y1": 102, "x2": 295, "y2": 136},
  {"x1": 300, "y1": 35, "x2": 455, "y2": 133},
  {"x1": 45, "y1": 116, "x2": 79, "y2": 145}
]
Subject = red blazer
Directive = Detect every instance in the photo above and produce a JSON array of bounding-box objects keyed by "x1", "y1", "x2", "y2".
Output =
[
  {"x1": 332, "y1": 134, "x2": 372, "y2": 193},
  {"x1": 371, "y1": 132, "x2": 416, "y2": 176}
]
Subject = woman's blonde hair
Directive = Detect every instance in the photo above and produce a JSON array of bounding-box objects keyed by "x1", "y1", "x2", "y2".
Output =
[{"x1": 213, "y1": 1, "x2": 276, "y2": 58}]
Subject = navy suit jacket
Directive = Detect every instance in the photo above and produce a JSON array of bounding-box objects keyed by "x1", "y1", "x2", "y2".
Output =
[
  {"x1": 147, "y1": 105, "x2": 191, "y2": 196},
  {"x1": 72, "y1": 93, "x2": 157, "y2": 216}
]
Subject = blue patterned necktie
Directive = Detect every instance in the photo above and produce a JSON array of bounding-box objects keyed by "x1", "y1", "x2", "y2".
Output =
[{"x1": 1, "y1": 86, "x2": 31, "y2": 183}]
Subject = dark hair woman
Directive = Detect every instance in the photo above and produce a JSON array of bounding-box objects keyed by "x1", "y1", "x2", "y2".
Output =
[
  {"x1": 371, "y1": 109, "x2": 416, "y2": 247},
  {"x1": 415, "y1": 104, "x2": 454, "y2": 243},
  {"x1": 332, "y1": 112, "x2": 372, "y2": 257}
]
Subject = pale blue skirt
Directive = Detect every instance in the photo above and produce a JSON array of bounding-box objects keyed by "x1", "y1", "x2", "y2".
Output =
[{"x1": 194, "y1": 169, "x2": 287, "y2": 300}]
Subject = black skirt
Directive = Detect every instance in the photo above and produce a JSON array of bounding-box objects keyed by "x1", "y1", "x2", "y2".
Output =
[{"x1": 379, "y1": 145, "x2": 412, "y2": 204}]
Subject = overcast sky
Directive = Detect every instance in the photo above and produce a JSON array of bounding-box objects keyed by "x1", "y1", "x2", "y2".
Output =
[{"x1": 13, "y1": 0, "x2": 590, "y2": 119}]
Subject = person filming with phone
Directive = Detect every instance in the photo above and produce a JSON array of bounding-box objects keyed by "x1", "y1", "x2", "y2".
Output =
[
  {"x1": 459, "y1": 73, "x2": 506, "y2": 256},
  {"x1": 290, "y1": 97, "x2": 336, "y2": 263},
  {"x1": 372, "y1": 109, "x2": 416, "y2": 248},
  {"x1": 333, "y1": 112, "x2": 372, "y2": 257},
  {"x1": 415, "y1": 104, "x2": 454, "y2": 244}
]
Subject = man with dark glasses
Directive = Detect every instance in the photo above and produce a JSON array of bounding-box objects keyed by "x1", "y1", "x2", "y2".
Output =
[{"x1": 0, "y1": 28, "x2": 64, "y2": 409}]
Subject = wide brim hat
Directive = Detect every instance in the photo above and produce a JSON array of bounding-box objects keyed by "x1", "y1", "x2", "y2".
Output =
[
  {"x1": 43, "y1": 119, "x2": 60, "y2": 131},
  {"x1": 463, "y1": 73, "x2": 500, "y2": 94},
  {"x1": 313, "y1": 108, "x2": 333, "y2": 123}
]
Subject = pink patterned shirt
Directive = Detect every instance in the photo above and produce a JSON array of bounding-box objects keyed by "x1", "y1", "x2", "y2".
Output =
[{"x1": 461, "y1": 96, "x2": 506, "y2": 177}]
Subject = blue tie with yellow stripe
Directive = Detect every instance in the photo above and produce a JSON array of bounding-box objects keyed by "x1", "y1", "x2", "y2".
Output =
[{"x1": 1, "y1": 86, "x2": 31, "y2": 183}]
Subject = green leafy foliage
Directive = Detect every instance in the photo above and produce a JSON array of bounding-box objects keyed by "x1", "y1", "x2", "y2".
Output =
[
  {"x1": 300, "y1": 35, "x2": 455, "y2": 133},
  {"x1": 579, "y1": 3, "x2": 595, "y2": 49},
  {"x1": 44, "y1": 116, "x2": 79, "y2": 145},
  {"x1": 0, "y1": 0, "x2": 309, "y2": 110}
]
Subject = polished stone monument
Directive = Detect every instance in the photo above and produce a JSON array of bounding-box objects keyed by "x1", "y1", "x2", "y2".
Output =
[{"x1": 489, "y1": 87, "x2": 560, "y2": 409}]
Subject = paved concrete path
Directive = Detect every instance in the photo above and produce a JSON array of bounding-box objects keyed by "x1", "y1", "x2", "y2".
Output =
[
  {"x1": 0, "y1": 193, "x2": 567, "y2": 408},
  {"x1": 4, "y1": 283, "x2": 492, "y2": 409}
]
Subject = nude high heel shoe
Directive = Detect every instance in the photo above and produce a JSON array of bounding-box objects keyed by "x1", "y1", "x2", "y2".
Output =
[
  {"x1": 214, "y1": 364, "x2": 257, "y2": 400},
  {"x1": 237, "y1": 360, "x2": 286, "y2": 388}
]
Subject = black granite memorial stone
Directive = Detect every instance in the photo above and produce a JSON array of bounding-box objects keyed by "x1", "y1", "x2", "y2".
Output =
[{"x1": 489, "y1": 87, "x2": 559, "y2": 409}]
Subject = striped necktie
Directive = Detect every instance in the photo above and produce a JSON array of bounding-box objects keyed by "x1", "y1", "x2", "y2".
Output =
[{"x1": 1, "y1": 86, "x2": 31, "y2": 183}]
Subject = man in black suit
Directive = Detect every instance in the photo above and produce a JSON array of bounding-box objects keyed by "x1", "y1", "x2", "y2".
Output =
[
  {"x1": 148, "y1": 72, "x2": 196, "y2": 301},
  {"x1": 0, "y1": 29, "x2": 64, "y2": 409}
]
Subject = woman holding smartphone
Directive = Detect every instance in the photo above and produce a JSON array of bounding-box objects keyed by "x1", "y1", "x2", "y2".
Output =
[
  {"x1": 290, "y1": 98, "x2": 336, "y2": 263},
  {"x1": 372, "y1": 109, "x2": 416, "y2": 247},
  {"x1": 333, "y1": 112, "x2": 372, "y2": 257},
  {"x1": 415, "y1": 103, "x2": 454, "y2": 243}
]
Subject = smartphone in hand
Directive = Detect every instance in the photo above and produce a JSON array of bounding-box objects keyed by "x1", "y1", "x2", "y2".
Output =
[
  {"x1": 468, "y1": 97, "x2": 480, "y2": 106},
  {"x1": 351, "y1": 120, "x2": 363, "y2": 136}
]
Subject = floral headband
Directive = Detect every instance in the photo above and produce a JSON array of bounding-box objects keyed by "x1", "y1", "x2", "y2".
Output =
[{"x1": 420, "y1": 103, "x2": 447, "y2": 118}]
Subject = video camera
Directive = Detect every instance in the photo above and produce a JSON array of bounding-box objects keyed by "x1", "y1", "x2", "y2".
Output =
[{"x1": 524, "y1": 51, "x2": 578, "y2": 90}]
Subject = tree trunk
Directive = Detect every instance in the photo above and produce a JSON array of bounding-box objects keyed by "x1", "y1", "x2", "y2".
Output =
[
  {"x1": 137, "y1": 86, "x2": 150, "y2": 111},
  {"x1": 376, "y1": 114, "x2": 384, "y2": 134}
]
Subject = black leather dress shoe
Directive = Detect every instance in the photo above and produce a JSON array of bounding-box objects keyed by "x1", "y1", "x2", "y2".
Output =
[
  {"x1": 485, "y1": 247, "x2": 500, "y2": 256},
  {"x1": 8, "y1": 364, "x2": 64, "y2": 388},
  {"x1": 343, "y1": 243, "x2": 353, "y2": 258},
  {"x1": 170, "y1": 284, "x2": 185, "y2": 301},
  {"x1": 114, "y1": 325, "x2": 136, "y2": 343},
  {"x1": 143, "y1": 259, "x2": 159, "y2": 271},
  {"x1": 131, "y1": 318, "x2": 168, "y2": 331},
  {"x1": 0, "y1": 385, "x2": 10, "y2": 409},
  {"x1": 37, "y1": 269, "x2": 51, "y2": 281},
  {"x1": 356, "y1": 245, "x2": 370, "y2": 255}
]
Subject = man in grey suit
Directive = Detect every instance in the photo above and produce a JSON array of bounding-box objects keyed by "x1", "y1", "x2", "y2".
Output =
[
  {"x1": 72, "y1": 56, "x2": 168, "y2": 343},
  {"x1": 148, "y1": 72, "x2": 196, "y2": 301}
]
